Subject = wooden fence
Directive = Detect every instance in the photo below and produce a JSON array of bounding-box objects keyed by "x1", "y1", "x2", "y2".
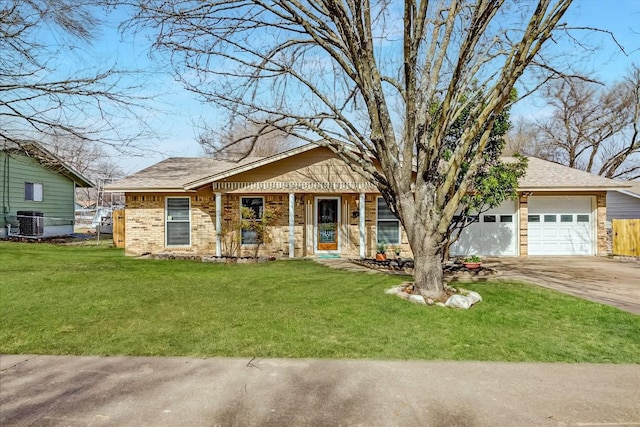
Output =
[
  {"x1": 112, "y1": 209, "x2": 125, "y2": 248},
  {"x1": 612, "y1": 219, "x2": 639, "y2": 257}
]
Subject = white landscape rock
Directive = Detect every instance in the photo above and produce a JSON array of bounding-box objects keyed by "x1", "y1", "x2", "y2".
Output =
[
  {"x1": 465, "y1": 290, "x2": 483, "y2": 304},
  {"x1": 445, "y1": 294, "x2": 475, "y2": 309},
  {"x1": 409, "y1": 294, "x2": 427, "y2": 305},
  {"x1": 385, "y1": 286, "x2": 403, "y2": 295}
]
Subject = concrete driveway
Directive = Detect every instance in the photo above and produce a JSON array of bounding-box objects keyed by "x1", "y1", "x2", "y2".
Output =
[
  {"x1": 2, "y1": 355, "x2": 640, "y2": 426},
  {"x1": 484, "y1": 257, "x2": 640, "y2": 314}
]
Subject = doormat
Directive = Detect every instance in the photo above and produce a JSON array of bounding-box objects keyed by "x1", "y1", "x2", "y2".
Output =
[{"x1": 318, "y1": 253, "x2": 341, "y2": 259}]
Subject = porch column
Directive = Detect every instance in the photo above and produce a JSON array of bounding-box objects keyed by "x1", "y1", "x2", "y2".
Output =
[
  {"x1": 289, "y1": 192, "x2": 295, "y2": 258},
  {"x1": 359, "y1": 192, "x2": 366, "y2": 258},
  {"x1": 215, "y1": 192, "x2": 222, "y2": 257}
]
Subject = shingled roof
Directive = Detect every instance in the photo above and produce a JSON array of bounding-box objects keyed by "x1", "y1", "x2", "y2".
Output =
[
  {"x1": 616, "y1": 180, "x2": 640, "y2": 198},
  {"x1": 515, "y1": 157, "x2": 631, "y2": 191},
  {"x1": 104, "y1": 156, "x2": 265, "y2": 192},
  {"x1": 1, "y1": 139, "x2": 95, "y2": 187},
  {"x1": 106, "y1": 145, "x2": 631, "y2": 193}
]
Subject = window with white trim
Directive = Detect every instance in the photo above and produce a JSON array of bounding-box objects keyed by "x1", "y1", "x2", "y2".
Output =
[
  {"x1": 166, "y1": 197, "x2": 190, "y2": 246},
  {"x1": 25, "y1": 182, "x2": 43, "y2": 201},
  {"x1": 241, "y1": 197, "x2": 264, "y2": 245},
  {"x1": 377, "y1": 197, "x2": 400, "y2": 245}
]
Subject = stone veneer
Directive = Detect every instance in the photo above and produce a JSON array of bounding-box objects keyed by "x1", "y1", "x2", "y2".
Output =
[{"x1": 124, "y1": 190, "x2": 607, "y2": 258}]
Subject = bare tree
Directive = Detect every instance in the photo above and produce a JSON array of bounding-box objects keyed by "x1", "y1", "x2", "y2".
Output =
[
  {"x1": 526, "y1": 66, "x2": 639, "y2": 179},
  {"x1": 127, "y1": 0, "x2": 575, "y2": 298},
  {"x1": 0, "y1": 0, "x2": 152, "y2": 150},
  {"x1": 504, "y1": 118, "x2": 549, "y2": 157},
  {"x1": 198, "y1": 118, "x2": 299, "y2": 159}
]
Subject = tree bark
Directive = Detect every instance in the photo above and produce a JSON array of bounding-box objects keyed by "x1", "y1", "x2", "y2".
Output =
[
  {"x1": 412, "y1": 242, "x2": 445, "y2": 299},
  {"x1": 399, "y1": 191, "x2": 446, "y2": 299}
]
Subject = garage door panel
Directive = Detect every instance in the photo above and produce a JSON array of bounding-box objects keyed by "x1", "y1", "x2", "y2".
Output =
[
  {"x1": 450, "y1": 201, "x2": 517, "y2": 256},
  {"x1": 528, "y1": 196, "x2": 594, "y2": 256}
]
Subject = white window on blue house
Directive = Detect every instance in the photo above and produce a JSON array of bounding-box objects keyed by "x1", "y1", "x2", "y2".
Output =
[
  {"x1": 25, "y1": 182, "x2": 43, "y2": 201},
  {"x1": 241, "y1": 197, "x2": 264, "y2": 245},
  {"x1": 377, "y1": 197, "x2": 400, "y2": 245},
  {"x1": 166, "y1": 197, "x2": 190, "y2": 246}
]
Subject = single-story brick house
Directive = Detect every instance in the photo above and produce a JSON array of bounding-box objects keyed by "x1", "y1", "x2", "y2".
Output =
[{"x1": 105, "y1": 144, "x2": 629, "y2": 258}]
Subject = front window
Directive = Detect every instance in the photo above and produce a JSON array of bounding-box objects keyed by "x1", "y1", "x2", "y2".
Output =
[
  {"x1": 377, "y1": 197, "x2": 400, "y2": 245},
  {"x1": 25, "y1": 182, "x2": 43, "y2": 201},
  {"x1": 166, "y1": 197, "x2": 190, "y2": 246},
  {"x1": 241, "y1": 197, "x2": 264, "y2": 245}
]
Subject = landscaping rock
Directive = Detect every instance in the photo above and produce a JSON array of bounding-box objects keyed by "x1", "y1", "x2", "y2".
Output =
[
  {"x1": 435, "y1": 302, "x2": 446, "y2": 308},
  {"x1": 465, "y1": 290, "x2": 483, "y2": 304},
  {"x1": 445, "y1": 294, "x2": 476, "y2": 309},
  {"x1": 409, "y1": 295, "x2": 427, "y2": 305},
  {"x1": 396, "y1": 291, "x2": 410, "y2": 300},
  {"x1": 385, "y1": 286, "x2": 403, "y2": 295}
]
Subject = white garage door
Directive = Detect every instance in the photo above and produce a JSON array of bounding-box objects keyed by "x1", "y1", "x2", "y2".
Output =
[
  {"x1": 528, "y1": 196, "x2": 594, "y2": 255},
  {"x1": 450, "y1": 200, "x2": 518, "y2": 256}
]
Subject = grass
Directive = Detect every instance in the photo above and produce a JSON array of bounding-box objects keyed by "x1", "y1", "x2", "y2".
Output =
[{"x1": 1, "y1": 242, "x2": 639, "y2": 363}]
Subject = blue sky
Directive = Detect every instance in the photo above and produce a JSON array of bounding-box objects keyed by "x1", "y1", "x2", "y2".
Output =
[{"x1": 52, "y1": 1, "x2": 640, "y2": 174}]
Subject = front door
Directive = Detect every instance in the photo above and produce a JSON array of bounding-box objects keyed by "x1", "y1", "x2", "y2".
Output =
[{"x1": 316, "y1": 198, "x2": 339, "y2": 251}]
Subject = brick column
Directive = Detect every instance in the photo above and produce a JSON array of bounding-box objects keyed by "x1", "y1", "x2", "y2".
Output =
[
  {"x1": 596, "y1": 192, "x2": 607, "y2": 255},
  {"x1": 519, "y1": 194, "x2": 529, "y2": 256}
]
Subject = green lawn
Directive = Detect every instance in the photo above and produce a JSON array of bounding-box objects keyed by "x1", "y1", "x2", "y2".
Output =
[{"x1": 1, "y1": 242, "x2": 639, "y2": 363}]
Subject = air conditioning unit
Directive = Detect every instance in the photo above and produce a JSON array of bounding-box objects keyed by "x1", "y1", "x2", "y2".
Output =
[{"x1": 17, "y1": 211, "x2": 44, "y2": 236}]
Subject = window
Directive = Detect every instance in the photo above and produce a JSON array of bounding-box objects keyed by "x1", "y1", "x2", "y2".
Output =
[
  {"x1": 25, "y1": 182, "x2": 43, "y2": 201},
  {"x1": 483, "y1": 215, "x2": 496, "y2": 223},
  {"x1": 377, "y1": 197, "x2": 400, "y2": 244},
  {"x1": 544, "y1": 215, "x2": 557, "y2": 222},
  {"x1": 166, "y1": 197, "x2": 190, "y2": 246},
  {"x1": 560, "y1": 215, "x2": 573, "y2": 223},
  {"x1": 500, "y1": 215, "x2": 513, "y2": 223},
  {"x1": 577, "y1": 215, "x2": 590, "y2": 223},
  {"x1": 528, "y1": 215, "x2": 540, "y2": 223},
  {"x1": 241, "y1": 197, "x2": 264, "y2": 245}
]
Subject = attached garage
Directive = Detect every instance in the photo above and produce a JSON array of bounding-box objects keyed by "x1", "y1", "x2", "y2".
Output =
[
  {"x1": 450, "y1": 200, "x2": 518, "y2": 256},
  {"x1": 527, "y1": 196, "x2": 595, "y2": 255}
]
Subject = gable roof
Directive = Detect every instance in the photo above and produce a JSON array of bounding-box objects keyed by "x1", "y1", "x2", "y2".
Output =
[
  {"x1": 105, "y1": 144, "x2": 324, "y2": 192},
  {"x1": 105, "y1": 156, "x2": 266, "y2": 192},
  {"x1": 184, "y1": 144, "x2": 322, "y2": 189},
  {"x1": 106, "y1": 144, "x2": 631, "y2": 193},
  {"x1": 1, "y1": 139, "x2": 95, "y2": 187},
  {"x1": 514, "y1": 157, "x2": 631, "y2": 191}
]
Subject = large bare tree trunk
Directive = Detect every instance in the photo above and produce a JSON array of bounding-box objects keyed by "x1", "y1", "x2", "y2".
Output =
[{"x1": 409, "y1": 229, "x2": 445, "y2": 299}]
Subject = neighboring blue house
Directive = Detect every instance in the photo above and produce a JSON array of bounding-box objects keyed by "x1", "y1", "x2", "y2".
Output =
[
  {"x1": 607, "y1": 181, "x2": 640, "y2": 221},
  {"x1": 1, "y1": 139, "x2": 95, "y2": 238}
]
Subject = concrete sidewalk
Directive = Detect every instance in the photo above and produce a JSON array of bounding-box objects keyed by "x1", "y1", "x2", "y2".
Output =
[{"x1": 2, "y1": 354, "x2": 639, "y2": 426}]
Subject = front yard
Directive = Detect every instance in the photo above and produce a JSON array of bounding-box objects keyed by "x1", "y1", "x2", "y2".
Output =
[{"x1": 1, "y1": 242, "x2": 638, "y2": 362}]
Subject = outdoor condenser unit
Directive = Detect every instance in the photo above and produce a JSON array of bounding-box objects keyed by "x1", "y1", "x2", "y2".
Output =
[{"x1": 17, "y1": 211, "x2": 44, "y2": 236}]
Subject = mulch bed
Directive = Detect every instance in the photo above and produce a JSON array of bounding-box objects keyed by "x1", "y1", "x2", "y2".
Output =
[{"x1": 351, "y1": 257, "x2": 499, "y2": 281}]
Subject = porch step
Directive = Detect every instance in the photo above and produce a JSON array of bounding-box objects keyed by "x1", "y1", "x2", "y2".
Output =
[{"x1": 317, "y1": 253, "x2": 342, "y2": 259}]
